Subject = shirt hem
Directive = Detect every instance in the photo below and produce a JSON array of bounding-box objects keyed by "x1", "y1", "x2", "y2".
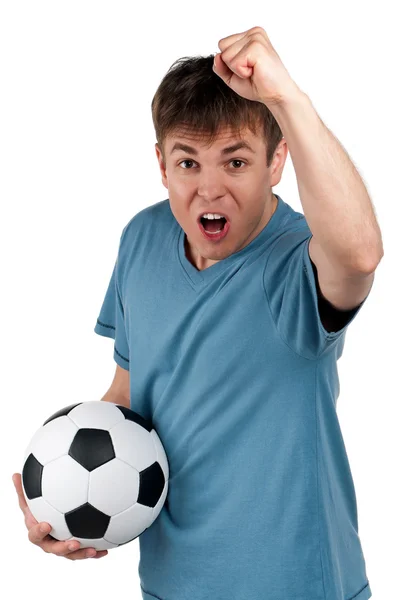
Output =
[
  {"x1": 140, "y1": 580, "x2": 371, "y2": 600},
  {"x1": 347, "y1": 580, "x2": 372, "y2": 600}
]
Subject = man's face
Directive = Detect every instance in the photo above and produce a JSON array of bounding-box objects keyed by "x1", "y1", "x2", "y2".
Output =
[{"x1": 155, "y1": 126, "x2": 287, "y2": 271}]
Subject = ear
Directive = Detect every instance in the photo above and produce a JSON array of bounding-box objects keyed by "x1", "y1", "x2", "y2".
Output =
[
  {"x1": 155, "y1": 143, "x2": 168, "y2": 189},
  {"x1": 270, "y1": 138, "x2": 288, "y2": 188}
]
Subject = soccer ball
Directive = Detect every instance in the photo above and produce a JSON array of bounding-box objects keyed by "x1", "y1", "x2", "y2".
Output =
[{"x1": 21, "y1": 401, "x2": 169, "y2": 551}]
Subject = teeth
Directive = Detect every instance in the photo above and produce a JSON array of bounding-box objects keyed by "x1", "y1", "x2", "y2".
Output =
[{"x1": 202, "y1": 213, "x2": 226, "y2": 220}]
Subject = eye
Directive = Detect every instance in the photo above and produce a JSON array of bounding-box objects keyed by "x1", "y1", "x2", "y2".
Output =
[{"x1": 178, "y1": 159, "x2": 247, "y2": 169}]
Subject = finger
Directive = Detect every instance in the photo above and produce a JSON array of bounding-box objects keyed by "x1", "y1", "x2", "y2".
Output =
[
  {"x1": 64, "y1": 547, "x2": 108, "y2": 560},
  {"x1": 213, "y1": 53, "x2": 234, "y2": 80},
  {"x1": 92, "y1": 550, "x2": 108, "y2": 559},
  {"x1": 218, "y1": 27, "x2": 266, "y2": 52},
  {"x1": 36, "y1": 535, "x2": 105, "y2": 560},
  {"x1": 65, "y1": 548, "x2": 108, "y2": 561},
  {"x1": 63, "y1": 546, "x2": 105, "y2": 560},
  {"x1": 28, "y1": 522, "x2": 53, "y2": 545},
  {"x1": 27, "y1": 522, "x2": 107, "y2": 559},
  {"x1": 218, "y1": 30, "x2": 249, "y2": 52},
  {"x1": 34, "y1": 534, "x2": 94, "y2": 558},
  {"x1": 43, "y1": 539, "x2": 85, "y2": 557}
]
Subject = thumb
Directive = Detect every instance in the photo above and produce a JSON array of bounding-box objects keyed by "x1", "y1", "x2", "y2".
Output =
[{"x1": 213, "y1": 53, "x2": 231, "y2": 80}]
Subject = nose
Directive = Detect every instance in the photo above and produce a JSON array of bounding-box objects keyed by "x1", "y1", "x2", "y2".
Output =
[{"x1": 197, "y1": 172, "x2": 226, "y2": 199}]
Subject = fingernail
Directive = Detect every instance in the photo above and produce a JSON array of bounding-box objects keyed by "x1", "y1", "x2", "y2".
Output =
[
  {"x1": 86, "y1": 549, "x2": 96, "y2": 558},
  {"x1": 40, "y1": 524, "x2": 49, "y2": 533}
]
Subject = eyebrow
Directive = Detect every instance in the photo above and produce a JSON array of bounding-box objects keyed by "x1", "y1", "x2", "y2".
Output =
[{"x1": 170, "y1": 140, "x2": 255, "y2": 156}]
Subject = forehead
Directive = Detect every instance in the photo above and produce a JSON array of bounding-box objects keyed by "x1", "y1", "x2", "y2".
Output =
[{"x1": 165, "y1": 127, "x2": 263, "y2": 155}]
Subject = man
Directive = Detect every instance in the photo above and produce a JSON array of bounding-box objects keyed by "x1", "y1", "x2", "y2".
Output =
[{"x1": 14, "y1": 26, "x2": 382, "y2": 600}]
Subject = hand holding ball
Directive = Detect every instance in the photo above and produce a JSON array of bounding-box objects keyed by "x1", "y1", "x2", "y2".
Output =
[{"x1": 21, "y1": 401, "x2": 169, "y2": 551}]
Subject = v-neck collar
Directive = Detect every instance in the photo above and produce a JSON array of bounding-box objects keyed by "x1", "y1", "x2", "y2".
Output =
[{"x1": 176, "y1": 194, "x2": 287, "y2": 289}]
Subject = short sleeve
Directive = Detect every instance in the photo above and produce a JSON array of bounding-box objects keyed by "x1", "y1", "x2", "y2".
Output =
[
  {"x1": 263, "y1": 230, "x2": 373, "y2": 360},
  {"x1": 94, "y1": 241, "x2": 130, "y2": 371}
]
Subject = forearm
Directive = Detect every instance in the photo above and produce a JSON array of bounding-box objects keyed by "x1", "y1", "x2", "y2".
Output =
[
  {"x1": 101, "y1": 390, "x2": 130, "y2": 408},
  {"x1": 269, "y1": 90, "x2": 384, "y2": 271}
]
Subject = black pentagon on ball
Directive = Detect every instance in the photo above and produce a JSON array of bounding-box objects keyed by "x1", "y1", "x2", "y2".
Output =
[
  {"x1": 115, "y1": 405, "x2": 153, "y2": 432},
  {"x1": 22, "y1": 453, "x2": 43, "y2": 500},
  {"x1": 43, "y1": 403, "x2": 83, "y2": 426},
  {"x1": 69, "y1": 428, "x2": 115, "y2": 471},
  {"x1": 137, "y1": 461, "x2": 165, "y2": 508},
  {"x1": 65, "y1": 502, "x2": 111, "y2": 538}
]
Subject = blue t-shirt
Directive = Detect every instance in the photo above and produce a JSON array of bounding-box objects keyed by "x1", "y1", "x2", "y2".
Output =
[{"x1": 94, "y1": 194, "x2": 373, "y2": 600}]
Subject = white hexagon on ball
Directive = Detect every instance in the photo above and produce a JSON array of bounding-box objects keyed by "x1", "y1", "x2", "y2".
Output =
[
  {"x1": 67, "y1": 400, "x2": 125, "y2": 430},
  {"x1": 105, "y1": 501, "x2": 154, "y2": 545},
  {"x1": 42, "y1": 455, "x2": 89, "y2": 513},
  {"x1": 89, "y1": 458, "x2": 140, "y2": 515},
  {"x1": 110, "y1": 419, "x2": 157, "y2": 471},
  {"x1": 23, "y1": 416, "x2": 78, "y2": 465}
]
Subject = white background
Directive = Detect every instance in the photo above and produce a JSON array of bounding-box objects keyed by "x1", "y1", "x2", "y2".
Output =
[{"x1": 1, "y1": 1, "x2": 396, "y2": 598}]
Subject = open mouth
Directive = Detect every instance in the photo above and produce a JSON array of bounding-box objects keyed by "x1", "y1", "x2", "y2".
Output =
[
  {"x1": 198, "y1": 216, "x2": 230, "y2": 241},
  {"x1": 200, "y1": 216, "x2": 227, "y2": 233}
]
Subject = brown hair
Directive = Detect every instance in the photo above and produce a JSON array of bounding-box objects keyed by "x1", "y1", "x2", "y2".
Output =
[{"x1": 151, "y1": 55, "x2": 283, "y2": 169}]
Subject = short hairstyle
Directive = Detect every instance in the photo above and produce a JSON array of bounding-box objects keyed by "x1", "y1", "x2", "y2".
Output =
[{"x1": 151, "y1": 55, "x2": 283, "y2": 169}]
